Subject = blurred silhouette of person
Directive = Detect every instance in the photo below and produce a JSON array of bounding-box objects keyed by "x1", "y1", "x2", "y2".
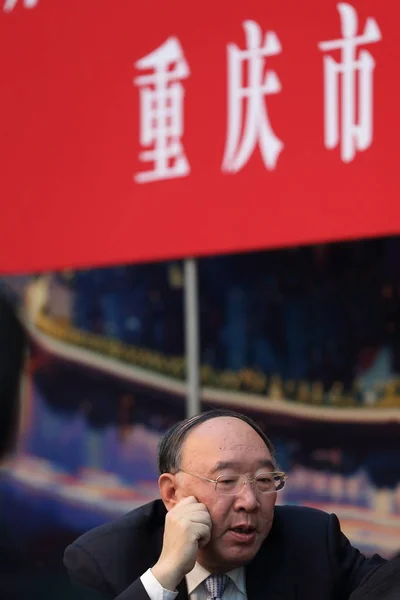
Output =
[
  {"x1": 0, "y1": 291, "x2": 27, "y2": 598},
  {"x1": 0, "y1": 292, "x2": 26, "y2": 462},
  {"x1": 0, "y1": 292, "x2": 103, "y2": 599},
  {"x1": 349, "y1": 556, "x2": 400, "y2": 600}
]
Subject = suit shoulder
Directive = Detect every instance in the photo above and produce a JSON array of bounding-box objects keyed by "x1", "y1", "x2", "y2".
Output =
[
  {"x1": 68, "y1": 499, "x2": 165, "y2": 551},
  {"x1": 274, "y1": 504, "x2": 333, "y2": 535},
  {"x1": 275, "y1": 504, "x2": 331, "y2": 520},
  {"x1": 64, "y1": 499, "x2": 166, "y2": 592}
]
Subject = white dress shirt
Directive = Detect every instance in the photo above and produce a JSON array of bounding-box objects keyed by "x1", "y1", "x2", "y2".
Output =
[{"x1": 141, "y1": 562, "x2": 247, "y2": 599}]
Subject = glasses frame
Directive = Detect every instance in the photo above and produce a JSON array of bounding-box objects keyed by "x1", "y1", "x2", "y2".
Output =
[{"x1": 178, "y1": 470, "x2": 288, "y2": 496}]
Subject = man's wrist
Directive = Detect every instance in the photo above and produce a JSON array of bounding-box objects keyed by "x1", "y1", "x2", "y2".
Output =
[
  {"x1": 151, "y1": 561, "x2": 183, "y2": 591},
  {"x1": 141, "y1": 569, "x2": 178, "y2": 600}
]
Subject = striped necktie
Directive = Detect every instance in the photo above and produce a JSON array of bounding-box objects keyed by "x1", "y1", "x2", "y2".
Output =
[{"x1": 204, "y1": 574, "x2": 230, "y2": 600}]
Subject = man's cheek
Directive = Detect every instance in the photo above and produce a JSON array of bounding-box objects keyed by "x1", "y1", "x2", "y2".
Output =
[{"x1": 209, "y1": 519, "x2": 228, "y2": 538}]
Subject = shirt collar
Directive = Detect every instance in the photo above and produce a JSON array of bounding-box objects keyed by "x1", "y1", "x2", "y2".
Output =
[{"x1": 185, "y1": 562, "x2": 246, "y2": 595}]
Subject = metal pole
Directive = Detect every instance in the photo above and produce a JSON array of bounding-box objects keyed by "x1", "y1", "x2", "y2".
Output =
[{"x1": 184, "y1": 258, "x2": 200, "y2": 418}]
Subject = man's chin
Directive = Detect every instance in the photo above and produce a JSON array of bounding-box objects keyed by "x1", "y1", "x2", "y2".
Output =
[
  {"x1": 198, "y1": 545, "x2": 258, "y2": 573},
  {"x1": 218, "y1": 541, "x2": 260, "y2": 567}
]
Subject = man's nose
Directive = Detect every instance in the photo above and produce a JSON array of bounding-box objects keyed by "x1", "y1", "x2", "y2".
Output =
[{"x1": 234, "y1": 480, "x2": 259, "y2": 511}]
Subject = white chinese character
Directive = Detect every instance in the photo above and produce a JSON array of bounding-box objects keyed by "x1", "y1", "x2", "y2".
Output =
[
  {"x1": 318, "y1": 3, "x2": 382, "y2": 163},
  {"x1": 3, "y1": 0, "x2": 38, "y2": 12},
  {"x1": 134, "y1": 37, "x2": 190, "y2": 184},
  {"x1": 222, "y1": 20, "x2": 283, "y2": 173}
]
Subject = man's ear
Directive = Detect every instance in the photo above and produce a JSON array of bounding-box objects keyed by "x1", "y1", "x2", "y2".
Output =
[{"x1": 158, "y1": 473, "x2": 180, "y2": 510}]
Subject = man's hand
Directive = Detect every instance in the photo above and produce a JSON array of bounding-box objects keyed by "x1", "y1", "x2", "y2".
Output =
[{"x1": 151, "y1": 496, "x2": 212, "y2": 591}]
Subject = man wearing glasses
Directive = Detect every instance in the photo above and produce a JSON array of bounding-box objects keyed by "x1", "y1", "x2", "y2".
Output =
[{"x1": 64, "y1": 409, "x2": 396, "y2": 599}]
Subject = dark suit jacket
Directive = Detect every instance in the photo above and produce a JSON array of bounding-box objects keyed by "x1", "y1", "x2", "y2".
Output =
[{"x1": 64, "y1": 500, "x2": 387, "y2": 600}]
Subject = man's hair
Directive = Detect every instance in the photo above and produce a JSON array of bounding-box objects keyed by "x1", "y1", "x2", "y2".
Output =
[{"x1": 157, "y1": 409, "x2": 275, "y2": 474}]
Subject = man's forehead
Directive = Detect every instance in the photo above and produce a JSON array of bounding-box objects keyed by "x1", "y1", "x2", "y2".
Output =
[
  {"x1": 211, "y1": 458, "x2": 275, "y2": 473},
  {"x1": 183, "y1": 416, "x2": 268, "y2": 446},
  {"x1": 181, "y1": 417, "x2": 272, "y2": 467},
  {"x1": 187, "y1": 416, "x2": 262, "y2": 437}
]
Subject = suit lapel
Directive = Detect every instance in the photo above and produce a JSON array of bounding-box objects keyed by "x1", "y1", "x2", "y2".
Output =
[{"x1": 245, "y1": 520, "x2": 296, "y2": 600}]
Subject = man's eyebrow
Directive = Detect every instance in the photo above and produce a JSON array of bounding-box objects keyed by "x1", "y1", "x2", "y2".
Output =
[{"x1": 211, "y1": 459, "x2": 276, "y2": 473}]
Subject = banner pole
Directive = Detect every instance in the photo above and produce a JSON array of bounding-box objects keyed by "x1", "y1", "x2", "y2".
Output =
[{"x1": 184, "y1": 258, "x2": 200, "y2": 418}]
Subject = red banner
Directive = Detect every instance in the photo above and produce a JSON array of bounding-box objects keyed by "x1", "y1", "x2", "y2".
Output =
[{"x1": 0, "y1": 0, "x2": 398, "y2": 273}]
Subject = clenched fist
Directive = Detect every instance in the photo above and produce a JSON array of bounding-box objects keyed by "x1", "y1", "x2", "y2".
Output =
[{"x1": 151, "y1": 496, "x2": 212, "y2": 590}]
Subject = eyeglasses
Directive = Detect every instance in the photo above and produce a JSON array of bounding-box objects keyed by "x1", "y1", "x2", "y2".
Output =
[{"x1": 178, "y1": 470, "x2": 287, "y2": 496}]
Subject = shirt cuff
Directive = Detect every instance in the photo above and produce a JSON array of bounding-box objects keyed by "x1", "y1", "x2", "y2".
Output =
[{"x1": 140, "y1": 568, "x2": 179, "y2": 600}]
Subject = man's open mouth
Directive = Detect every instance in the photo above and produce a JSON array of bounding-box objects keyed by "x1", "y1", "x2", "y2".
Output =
[{"x1": 230, "y1": 526, "x2": 255, "y2": 534}]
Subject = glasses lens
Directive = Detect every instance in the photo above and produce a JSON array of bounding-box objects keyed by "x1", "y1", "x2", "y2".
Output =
[
  {"x1": 216, "y1": 475, "x2": 243, "y2": 495},
  {"x1": 256, "y1": 474, "x2": 277, "y2": 493},
  {"x1": 256, "y1": 473, "x2": 286, "y2": 493}
]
